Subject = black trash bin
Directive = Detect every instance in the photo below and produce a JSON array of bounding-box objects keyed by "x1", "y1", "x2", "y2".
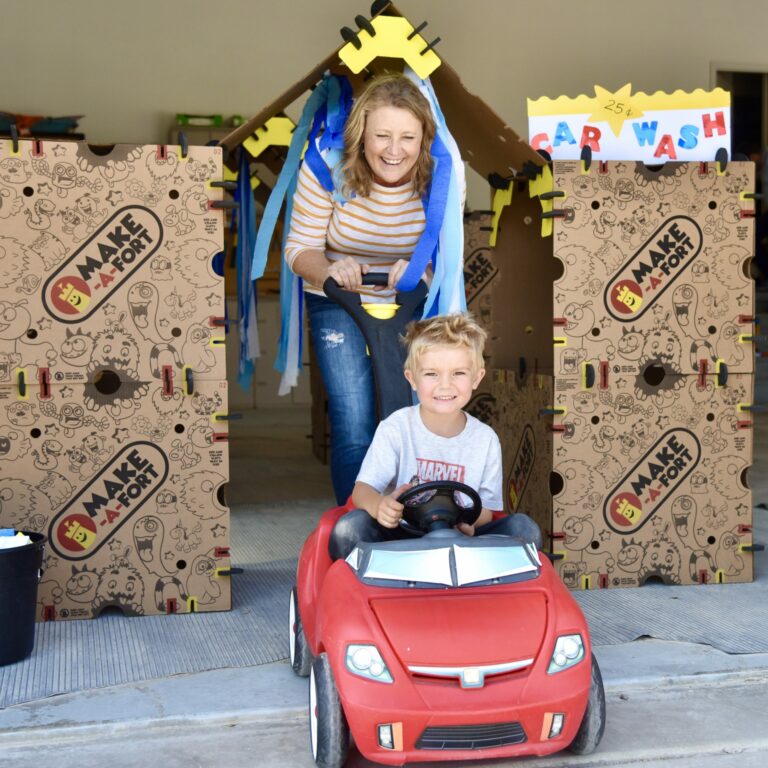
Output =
[{"x1": 0, "y1": 531, "x2": 46, "y2": 666}]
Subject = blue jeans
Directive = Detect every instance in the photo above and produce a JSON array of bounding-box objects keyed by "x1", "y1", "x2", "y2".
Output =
[{"x1": 306, "y1": 293, "x2": 378, "y2": 504}]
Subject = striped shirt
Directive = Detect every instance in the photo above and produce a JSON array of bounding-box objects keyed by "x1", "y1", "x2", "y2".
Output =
[{"x1": 284, "y1": 159, "x2": 427, "y2": 302}]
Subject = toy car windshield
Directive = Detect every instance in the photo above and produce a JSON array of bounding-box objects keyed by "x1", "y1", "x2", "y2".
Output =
[{"x1": 345, "y1": 536, "x2": 541, "y2": 589}]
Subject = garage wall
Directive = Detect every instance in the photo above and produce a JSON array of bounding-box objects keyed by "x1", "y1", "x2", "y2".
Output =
[{"x1": 2, "y1": 0, "x2": 768, "y2": 147}]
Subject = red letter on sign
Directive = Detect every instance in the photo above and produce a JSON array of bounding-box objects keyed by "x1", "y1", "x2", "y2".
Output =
[
  {"x1": 580, "y1": 125, "x2": 602, "y2": 151},
  {"x1": 701, "y1": 111, "x2": 727, "y2": 138},
  {"x1": 654, "y1": 134, "x2": 678, "y2": 160}
]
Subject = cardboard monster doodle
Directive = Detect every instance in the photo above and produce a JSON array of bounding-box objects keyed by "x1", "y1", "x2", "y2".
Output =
[{"x1": 0, "y1": 138, "x2": 231, "y2": 618}]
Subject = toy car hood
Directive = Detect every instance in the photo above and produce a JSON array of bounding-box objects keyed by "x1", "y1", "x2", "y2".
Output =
[{"x1": 370, "y1": 590, "x2": 547, "y2": 668}]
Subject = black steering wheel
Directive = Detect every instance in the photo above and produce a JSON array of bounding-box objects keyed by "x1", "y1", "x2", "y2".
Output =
[{"x1": 397, "y1": 481, "x2": 482, "y2": 535}]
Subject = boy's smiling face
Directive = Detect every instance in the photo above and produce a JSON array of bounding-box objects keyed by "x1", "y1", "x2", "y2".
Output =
[{"x1": 405, "y1": 344, "x2": 485, "y2": 420}]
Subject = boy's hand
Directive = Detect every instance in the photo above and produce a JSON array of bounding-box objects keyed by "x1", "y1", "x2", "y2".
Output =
[{"x1": 376, "y1": 483, "x2": 412, "y2": 528}]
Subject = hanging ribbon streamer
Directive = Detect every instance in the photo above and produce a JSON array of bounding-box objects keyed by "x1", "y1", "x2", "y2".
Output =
[
  {"x1": 402, "y1": 67, "x2": 466, "y2": 317},
  {"x1": 235, "y1": 146, "x2": 259, "y2": 391},
  {"x1": 252, "y1": 73, "x2": 352, "y2": 394}
]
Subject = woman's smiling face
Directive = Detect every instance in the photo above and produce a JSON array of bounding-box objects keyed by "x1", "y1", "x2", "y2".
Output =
[{"x1": 363, "y1": 105, "x2": 423, "y2": 186}]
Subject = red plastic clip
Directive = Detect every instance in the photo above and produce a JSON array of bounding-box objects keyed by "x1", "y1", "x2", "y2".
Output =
[
  {"x1": 550, "y1": 424, "x2": 566, "y2": 433},
  {"x1": 699, "y1": 570, "x2": 710, "y2": 584},
  {"x1": 598, "y1": 573, "x2": 610, "y2": 588},
  {"x1": 698, "y1": 162, "x2": 709, "y2": 177},
  {"x1": 166, "y1": 598, "x2": 178, "y2": 614},
  {"x1": 214, "y1": 546, "x2": 231, "y2": 559},
  {"x1": 162, "y1": 365, "x2": 174, "y2": 396},
  {"x1": 697, "y1": 359, "x2": 708, "y2": 389},
  {"x1": 212, "y1": 433, "x2": 229, "y2": 443},
  {"x1": 43, "y1": 605, "x2": 56, "y2": 621},
  {"x1": 550, "y1": 532, "x2": 565, "y2": 540},
  {"x1": 598, "y1": 161, "x2": 609, "y2": 175},
  {"x1": 599, "y1": 361, "x2": 610, "y2": 390},
  {"x1": 738, "y1": 524, "x2": 753, "y2": 535},
  {"x1": 740, "y1": 209, "x2": 756, "y2": 219},
  {"x1": 209, "y1": 316, "x2": 227, "y2": 327},
  {"x1": 738, "y1": 315, "x2": 755, "y2": 324},
  {"x1": 156, "y1": 144, "x2": 167, "y2": 161},
  {"x1": 32, "y1": 139, "x2": 44, "y2": 157},
  {"x1": 553, "y1": 318, "x2": 567, "y2": 326},
  {"x1": 38, "y1": 367, "x2": 51, "y2": 400},
  {"x1": 737, "y1": 420, "x2": 753, "y2": 430}
]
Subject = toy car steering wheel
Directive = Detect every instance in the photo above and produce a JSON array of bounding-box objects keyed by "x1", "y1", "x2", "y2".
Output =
[{"x1": 397, "y1": 481, "x2": 482, "y2": 535}]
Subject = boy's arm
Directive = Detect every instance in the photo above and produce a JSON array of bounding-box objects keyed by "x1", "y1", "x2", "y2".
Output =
[{"x1": 352, "y1": 481, "x2": 412, "y2": 529}]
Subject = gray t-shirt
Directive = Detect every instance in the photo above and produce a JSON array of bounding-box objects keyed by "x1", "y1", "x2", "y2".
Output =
[{"x1": 356, "y1": 405, "x2": 504, "y2": 510}]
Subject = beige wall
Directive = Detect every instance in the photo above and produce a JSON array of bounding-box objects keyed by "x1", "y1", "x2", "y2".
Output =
[{"x1": 2, "y1": 0, "x2": 767, "y2": 146}]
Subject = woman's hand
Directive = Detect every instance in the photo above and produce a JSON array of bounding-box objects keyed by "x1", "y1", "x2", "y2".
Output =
[
  {"x1": 384, "y1": 259, "x2": 410, "y2": 291},
  {"x1": 327, "y1": 256, "x2": 368, "y2": 290},
  {"x1": 456, "y1": 522, "x2": 476, "y2": 537}
]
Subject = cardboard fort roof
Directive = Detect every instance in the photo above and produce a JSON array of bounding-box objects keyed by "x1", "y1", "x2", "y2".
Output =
[{"x1": 219, "y1": 3, "x2": 542, "y2": 182}]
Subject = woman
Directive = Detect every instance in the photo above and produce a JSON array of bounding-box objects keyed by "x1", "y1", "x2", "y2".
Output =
[{"x1": 284, "y1": 73, "x2": 437, "y2": 504}]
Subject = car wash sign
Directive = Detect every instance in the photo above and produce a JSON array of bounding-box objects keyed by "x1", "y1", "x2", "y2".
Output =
[{"x1": 528, "y1": 84, "x2": 730, "y2": 162}]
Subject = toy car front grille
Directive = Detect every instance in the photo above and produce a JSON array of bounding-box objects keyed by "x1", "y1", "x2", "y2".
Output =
[{"x1": 416, "y1": 721, "x2": 527, "y2": 750}]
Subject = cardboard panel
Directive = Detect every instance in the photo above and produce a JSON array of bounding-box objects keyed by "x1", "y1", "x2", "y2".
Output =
[
  {"x1": 0, "y1": 139, "x2": 226, "y2": 384},
  {"x1": 551, "y1": 161, "x2": 756, "y2": 377},
  {"x1": 490, "y1": 369, "x2": 554, "y2": 544},
  {"x1": 551, "y1": 372, "x2": 754, "y2": 589},
  {"x1": 0, "y1": 379, "x2": 231, "y2": 620}
]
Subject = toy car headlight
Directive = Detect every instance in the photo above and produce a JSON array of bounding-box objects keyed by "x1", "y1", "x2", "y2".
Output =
[
  {"x1": 547, "y1": 634, "x2": 585, "y2": 674},
  {"x1": 345, "y1": 644, "x2": 393, "y2": 683}
]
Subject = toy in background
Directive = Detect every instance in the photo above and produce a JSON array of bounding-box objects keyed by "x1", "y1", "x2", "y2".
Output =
[{"x1": 0, "y1": 137, "x2": 234, "y2": 620}]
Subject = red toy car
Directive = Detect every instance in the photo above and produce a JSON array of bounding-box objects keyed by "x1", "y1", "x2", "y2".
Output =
[{"x1": 289, "y1": 480, "x2": 606, "y2": 767}]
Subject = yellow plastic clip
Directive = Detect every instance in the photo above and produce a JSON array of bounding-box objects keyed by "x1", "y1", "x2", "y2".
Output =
[
  {"x1": 554, "y1": 336, "x2": 567, "y2": 347},
  {"x1": 738, "y1": 333, "x2": 753, "y2": 344},
  {"x1": 554, "y1": 549, "x2": 567, "y2": 562},
  {"x1": 182, "y1": 365, "x2": 192, "y2": 396},
  {"x1": 214, "y1": 567, "x2": 231, "y2": 578},
  {"x1": 187, "y1": 596, "x2": 198, "y2": 613},
  {"x1": 243, "y1": 116, "x2": 296, "y2": 160},
  {"x1": 528, "y1": 164, "x2": 555, "y2": 238},
  {"x1": 339, "y1": 15, "x2": 441, "y2": 80},
  {"x1": 715, "y1": 358, "x2": 726, "y2": 388},
  {"x1": 15, "y1": 368, "x2": 28, "y2": 400},
  {"x1": 736, "y1": 403, "x2": 751, "y2": 413},
  {"x1": 210, "y1": 336, "x2": 225, "y2": 348},
  {"x1": 581, "y1": 574, "x2": 591, "y2": 590},
  {"x1": 715, "y1": 569, "x2": 725, "y2": 584},
  {"x1": 489, "y1": 182, "x2": 513, "y2": 247}
]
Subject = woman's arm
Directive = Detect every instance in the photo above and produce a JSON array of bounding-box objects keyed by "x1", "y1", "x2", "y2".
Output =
[{"x1": 293, "y1": 250, "x2": 369, "y2": 291}]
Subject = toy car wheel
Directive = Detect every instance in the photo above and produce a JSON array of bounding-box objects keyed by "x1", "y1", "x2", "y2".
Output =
[
  {"x1": 289, "y1": 586, "x2": 312, "y2": 677},
  {"x1": 568, "y1": 653, "x2": 606, "y2": 755},
  {"x1": 309, "y1": 653, "x2": 350, "y2": 768}
]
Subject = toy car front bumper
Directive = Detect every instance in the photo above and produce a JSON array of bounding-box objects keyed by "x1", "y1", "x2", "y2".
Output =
[{"x1": 340, "y1": 664, "x2": 591, "y2": 764}]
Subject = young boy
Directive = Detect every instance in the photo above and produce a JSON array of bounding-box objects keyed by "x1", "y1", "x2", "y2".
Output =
[{"x1": 328, "y1": 313, "x2": 542, "y2": 560}]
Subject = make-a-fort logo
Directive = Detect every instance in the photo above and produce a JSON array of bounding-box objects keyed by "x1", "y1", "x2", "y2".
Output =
[
  {"x1": 43, "y1": 206, "x2": 163, "y2": 323},
  {"x1": 604, "y1": 215, "x2": 702, "y2": 321},
  {"x1": 49, "y1": 441, "x2": 169, "y2": 560},
  {"x1": 603, "y1": 428, "x2": 701, "y2": 534}
]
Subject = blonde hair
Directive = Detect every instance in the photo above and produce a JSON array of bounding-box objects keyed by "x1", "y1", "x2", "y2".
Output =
[
  {"x1": 403, "y1": 313, "x2": 487, "y2": 373},
  {"x1": 340, "y1": 73, "x2": 436, "y2": 199}
]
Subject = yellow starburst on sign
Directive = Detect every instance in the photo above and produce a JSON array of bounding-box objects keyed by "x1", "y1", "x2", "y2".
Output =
[{"x1": 588, "y1": 84, "x2": 644, "y2": 137}]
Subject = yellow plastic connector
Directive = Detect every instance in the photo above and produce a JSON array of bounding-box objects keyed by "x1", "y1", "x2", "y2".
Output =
[
  {"x1": 243, "y1": 116, "x2": 297, "y2": 160},
  {"x1": 489, "y1": 182, "x2": 513, "y2": 247},
  {"x1": 339, "y1": 15, "x2": 441, "y2": 80}
]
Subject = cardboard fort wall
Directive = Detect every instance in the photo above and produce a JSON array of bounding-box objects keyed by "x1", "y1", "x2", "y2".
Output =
[
  {"x1": 0, "y1": 138, "x2": 231, "y2": 618},
  {"x1": 220, "y1": 4, "x2": 756, "y2": 589},
  {"x1": 487, "y1": 160, "x2": 756, "y2": 589}
]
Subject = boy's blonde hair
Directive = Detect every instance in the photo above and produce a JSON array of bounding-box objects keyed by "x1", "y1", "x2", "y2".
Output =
[
  {"x1": 403, "y1": 313, "x2": 487, "y2": 373},
  {"x1": 341, "y1": 73, "x2": 436, "y2": 199}
]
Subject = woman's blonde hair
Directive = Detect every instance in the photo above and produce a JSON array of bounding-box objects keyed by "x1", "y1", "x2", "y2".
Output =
[
  {"x1": 340, "y1": 73, "x2": 436, "y2": 199},
  {"x1": 403, "y1": 313, "x2": 487, "y2": 373}
]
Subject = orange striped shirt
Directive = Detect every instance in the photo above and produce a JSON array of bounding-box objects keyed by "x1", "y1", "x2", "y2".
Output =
[{"x1": 285, "y1": 160, "x2": 427, "y2": 301}]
